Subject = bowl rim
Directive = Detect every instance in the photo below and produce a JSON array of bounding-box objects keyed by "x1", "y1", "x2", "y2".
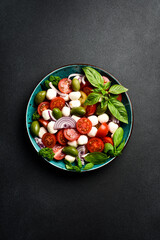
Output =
[{"x1": 26, "y1": 63, "x2": 134, "y2": 172}]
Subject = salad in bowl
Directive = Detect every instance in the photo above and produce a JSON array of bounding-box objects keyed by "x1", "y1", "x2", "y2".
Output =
[{"x1": 26, "y1": 65, "x2": 133, "y2": 172}]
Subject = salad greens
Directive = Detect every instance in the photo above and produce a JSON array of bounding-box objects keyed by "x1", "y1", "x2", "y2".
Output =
[
  {"x1": 45, "y1": 75, "x2": 61, "y2": 89},
  {"x1": 32, "y1": 110, "x2": 40, "y2": 121},
  {"x1": 39, "y1": 147, "x2": 55, "y2": 161}
]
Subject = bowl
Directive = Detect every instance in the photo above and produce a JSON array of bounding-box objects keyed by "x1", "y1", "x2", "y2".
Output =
[{"x1": 26, "y1": 64, "x2": 133, "y2": 172}]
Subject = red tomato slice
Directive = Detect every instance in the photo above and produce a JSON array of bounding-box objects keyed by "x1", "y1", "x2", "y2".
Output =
[
  {"x1": 87, "y1": 138, "x2": 104, "y2": 153},
  {"x1": 58, "y1": 78, "x2": 72, "y2": 93},
  {"x1": 42, "y1": 133, "x2": 56, "y2": 148},
  {"x1": 102, "y1": 137, "x2": 114, "y2": 145},
  {"x1": 86, "y1": 104, "x2": 97, "y2": 116},
  {"x1": 76, "y1": 118, "x2": 92, "y2": 134},
  {"x1": 82, "y1": 86, "x2": 93, "y2": 96},
  {"x1": 38, "y1": 118, "x2": 49, "y2": 128},
  {"x1": 63, "y1": 129, "x2": 80, "y2": 141},
  {"x1": 52, "y1": 144, "x2": 65, "y2": 160},
  {"x1": 37, "y1": 102, "x2": 50, "y2": 116},
  {"x1": 96, "y1": 123, "x2": 109, "y2": 138},
  {"x1": 102, "y1": 76, "x2": 110, "y2": 83},
  {"x1": 117, "y1": 94, "x2": 122, "y2": 102},
  {"x1": 57, "y1": 130, "x2": 67, "y2": 146},
  {"x1": 50, "y1": 97, "x2": 65, "y2": 110}
]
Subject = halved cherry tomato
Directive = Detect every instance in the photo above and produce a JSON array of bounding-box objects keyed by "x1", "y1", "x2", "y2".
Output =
[
  {"x1": 50, "y1": 97, "x2": 65, "y2": 110},
  {"x1": 58, "y1": 78, "x2": 72, "y2": 93},
  {"x1": 96, "y1": 123, "x2": 109, "y2": 138},
  {"x1": 38, "y1": 118, "x2": 49, "y2": 128},
  {"x1": 57, "y1": 130, "x2": 67, "y2": 146},
  {"x1": 102, "y1": 137, "x2": 114, "y2": 145},
  {"x1": 42, "y1": 133, "x2": 56, "y2": 148},
  {"x1": 37, "y1": 102, "x2": 50, "y2": 116},
  {"x1": 117, "y1": 94, "x2": 122, "y2": 102},
  {"x1": 63, "y1": 129, "x2": 80, "y2": 141},
  {"x1": 102, "y1": 76, "x2": 110, "y2": 83},
  {"x1": 82, "y1": 86, "x2": 93, "y2": 96},
  {"x1": 52, "y1": 144, "x2": 65, "y2": 160},
  {"x1": 87, "y1": 138, "x2": 104, "y2": 152},
  {"x1": 76, "y1": 118, "x2": 92, "y2": 134},
  {"x1": 86, "y1": 104, "x2": 97, "y2": 116}
]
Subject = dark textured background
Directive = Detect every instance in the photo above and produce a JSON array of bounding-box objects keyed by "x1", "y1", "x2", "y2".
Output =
[{"x1": 0, "y1": 0, "x2": 160, "y2": 239}]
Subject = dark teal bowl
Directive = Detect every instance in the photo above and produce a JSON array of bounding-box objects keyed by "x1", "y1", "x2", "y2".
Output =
[{"x1": 26, "y1": 64, "x2": 133, "y2": 172}]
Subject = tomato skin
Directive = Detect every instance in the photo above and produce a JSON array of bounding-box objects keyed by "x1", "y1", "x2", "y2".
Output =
[
  {"x1": 80, "y1": 79, "x2": 91, "y2": 89},
  {"x1": 87, "y1": 138, "x2": 104, "y2": 153},
  {"x1": 57, "y1": 130, "x2": 67, "y2": 146},
  {"x1": 52, "y1": 144, "x2": 65, "y2": 160},
  {"x1": 38, "y1": 118, "x2": 49, "y2": 128},
  {"x1": 102, "y1": 137, "x2": 114, "y2": 146},
  {"x1": 58, "y1": 78, "x2": 72, "y2": 93},
  {"x1": 42, "y1": 133, "x2": 56, "y2": 148},
  {"x1": 82, "y1": 86, "x2": 93, "y2": 96},
  {"x1": 50, "y1": 97, "x2": 65, "y2": 110},
  {"x1": 117, "y1": 94, "x2": 122, "y2": 102},
  {"x1": 63, "y1": 129, "x2": 80, "y2": 141},
  {"x1": 86, "y1": 104, "x2": 97, "y2": 116},
  {"x1": 96, "y1": 123, "x2": 109, "y2": 138},
  {"x1": 102, "y1": 76, "x2": 110, "y2": 83},
  {"x1": 76, "y1": 118, "x2": 92, "y2": 134},
  {"x1": 37, "y1": 102, "x2": 50, "y2": 116}
]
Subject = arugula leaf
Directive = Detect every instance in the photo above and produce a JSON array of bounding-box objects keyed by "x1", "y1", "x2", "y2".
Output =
[
  {"x1": 84, "y1": 152, "x2": 109, "y2": 164},
  {"x1": 109, "y1": 84, "x2": 128, "y2": 94},
  {"x1": 82, "y1": 67, "x2": 104, "y2": 87},
  {"x1": 113, "y1": 127, "x2": 124, "y2": 147},
  {"x1": 83, "y1": 163, "x2": 94, "y2": 170},
  {"x1": 108, "y1": 99, "x2": 128, "y2": 124},
  {"x1": 84, "y1": 93, "x2": 101, "y2": 105}
]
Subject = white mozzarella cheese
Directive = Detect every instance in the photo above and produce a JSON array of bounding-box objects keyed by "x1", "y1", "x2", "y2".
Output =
[
  {"x1": 46, "y1": 88, "x2": 57, "y2": 100},
  {"x1": 38, "y1": 127, "x2": 47, "y2": 138},
  {"x1": 62, "y1": 94, "x2": 69, "y2": 101},
  {"x1": 62, "y1": 106, "x2": 70, "y2": 117},
  {"x1": 69, "y1": 91, "x2": 81, "y2": 100},
  {"x1": 65, "y1": 155, "x2": 75, "y2": 163},
  {"x1": 71, "y1": 115, "x2": 80, "y2": 122},
  {"x1": 77, "y1": 135, "x2": 88, "y2": 145},
  {"x1": 67, "y1": 140, "x2": 78, "y2": 148},
  {"x1": 47, "y1": 121, "x2": 58, "y2": 134},
  {"x1": 98, "y1": 113, "x2": 109, "y2": 123},
  {"x1": 87, "y1": 127, "x2": 98, "y2": 137},
  {"x1": 69, "y1": 100, "x2": 81, "y2": 108},
  {"x1": 88, "y1": 115, "x2": 98, "y2": 126},
  {"x1": 108, "y1": 122, "x2": 119, "y2": 134},
  {"x1": 42, "y1": 109, "x2": 52, "y2": 120}
]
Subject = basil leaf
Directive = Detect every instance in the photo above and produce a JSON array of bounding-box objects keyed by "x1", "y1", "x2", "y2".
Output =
[
  {"x1": 109, "y1": 94, "x2": 118, "y2": 100},
  {"x1": 108, "y1": 99, "x2": 128, "y2": 124},
  {"x1": 77, "y1": 157, "x2": 82, "y2": 169},
  {"x1": 84, "y1": 152, "x2": 109, "y2": 164},
  {"x1": 109, "y1": 84, "x2": 128, "y2": 94},
  {"x1": 113, "y1": 127, "x2": 124, "y2": 147},
  {"x1": 82, "y1": 67, "x2": 104, "y2": 87},
  {"x1": 104, "y1": 81, "x2": 111, "y2": 90},
  {"x1": 104, "y1": 143, "x2": 114, "y2": 154},
  {"x1": 83, "y1": 163, "x2": 94, "y2": 170},
  {"x1": 84, "y1": 93, "x2": 101, "y2": 105}
]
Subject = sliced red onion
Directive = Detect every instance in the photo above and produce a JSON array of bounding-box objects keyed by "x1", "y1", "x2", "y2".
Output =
[
  {"x1": 65, "y1": 102, "x2": 70, "y2": 108},
  {"x1": 49, "y1": 82, "x2": 67, "y2": 97},
  {"x1": 81, "y1": 76, "x2": 86, "y2": 85},
  {"x1": 76, "y1": 145, "x2": 86, "y2": 165},
  {"x1": 110, "y1": 115, "x2": 120, "y2": 124},
  {"x1": 68, "y1": 73, "x2": 83, "y2": 80},
  {"x1": 48, "y1": 110, "x2": 56, "y2": 121},
  {"x1": 35, "y1": 137, "x2": 45, "y2": 149},
  {"x1": 54, "y1": 117, "x2": 76, "y2": 130}
]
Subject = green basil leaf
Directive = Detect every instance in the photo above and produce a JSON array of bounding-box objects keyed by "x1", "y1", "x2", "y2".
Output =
[
  {"x1": 104, "y1": 81, "x2": 111, "y2": 90},
  {"x1": 109, "y1": 84, "x2": 128, "y2": 94},
  {"x1": 82, "y1": 67, "x2": 104, "y2": 87},
  {"x1": 109, "y1": 94, "x2": 118, "y2": 100},
  {"x1": 83, "y1": 163, "x2": 94, "y2": 170},
  {"x1": 84, "y1": 152, "x2": 109, "y2": 164},
  {"x1": 108, "y1": 99, "x2": 128, "y2": 124},
  {"x1": 104, "y1": 143, "x2": 114, "y2": 154},
  {"x1": 77, "y1": 157, "x2": 82, "y2": 169},
  {"x1": 113, "y1": 127, "x2": 124, "y2": 147},
  {"x1": 116, "y1": 139, "x2": 125, "y2": 154},
  {"x1": 84, "y1": 93, "x2": 101, "y2": 105}
]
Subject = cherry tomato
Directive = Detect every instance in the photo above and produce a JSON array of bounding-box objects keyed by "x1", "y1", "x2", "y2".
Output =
[
  {"x1": 63, "y1": 129, "x2": 80, "y2": 141},
  {"x1": 87, "y1": 138, "x2": 104, "y2": 153},
  {"x1": 37, "y1": 102, "x2": 50, "y2": 116},
  {"x1": 117, "y1": 94, "x2": 122, "y2": 102},
  {"x1": 52, "y1": 144, "x2": 65, "y2": 160},
  {"x1": 96, "y1": 123, "x2": 109, "y2": 138},
  {"x1": 50, "y1": 97, "x2": 65, "y2": 110},
  {"x1": 82, "y1": 86, "x2": 93, "y2": 96},
  {"x1": 86, "y1": 104, "x2": 97, "y2": 116},
  {"x1": 58, "y1": 78, "x2": 72, "y2": 93},
  {"x1": 102, "y1": 76, "x2": 110, "y2": 83},
  {"x1": 80, "y1": 79, "x2": 91, "y2": 89},
  {"x1": 42, "y1": 133, "x2": 56, "y2": 148},
  {"x1": 57, "y1": 130, "x2": 67, "y2": 146},
  {"x1": 102, "y1": 137, "x2": 114, "y2": 145},
  {"x1": 76, "y1": 118, "x2": 92, "y2": 134},
  {"x1": 38, "y1": 118, "x2": 49, "y2": 128}
]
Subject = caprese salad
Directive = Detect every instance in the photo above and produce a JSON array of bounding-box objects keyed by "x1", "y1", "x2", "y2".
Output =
[{"x1": 30, "y1": 67, "x2": 128, "y2": 171}]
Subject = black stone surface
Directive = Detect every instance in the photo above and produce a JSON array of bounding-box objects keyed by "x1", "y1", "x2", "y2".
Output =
[{"x1": 0, "y1": 0, "x2": 160, "y2": 239}]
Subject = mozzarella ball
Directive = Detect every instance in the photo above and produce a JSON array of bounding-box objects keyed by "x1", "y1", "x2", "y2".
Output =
[
  {"x1": 68, "y1": 140, "x2": 78, "y2": 148},
  {"x1": 98, "y1": 113, "x2": 109, "y2": 123},
  {"x1": 47, "y1": 121, "x2": 58, "y2": 134},
  {"x1": 69, "y1": 91, "x2": 81, "y2": 100},
  {"x1": 87, "y1": 127, "x2": 98, "y2": 137},
  {"x1": 38, "y1": 127, "x2": 47, "y2": 138},
  {"x1": 77, "y1": 135, "x2": 88, "y2": 145},
  {"x1": 65, "y1": 155, "x2": 75, "y2": 163},
  {"x1": 69, "y1": 100, "x2": 81, "y2": 108},
  {"x1": 42, "y1": 109, "x2": 52, "y2": 120},
  {"x1": 108, "y1": 122, "x2": 119, "y2": 134},
  {"x1": 88, "y1": 115, "x2": 98, "y2": 126},
  {"x1": 46, "y1": 89, "x2": 57, "y2": 100},
  {"x1": 62, "y1": 106, "x2": 70, "y2": 117},
  {"x1": 71, "y1": 115, "x2": 80, "y2": 122},
  {"x1": 62, "y1": 94, "x2": 69, "y2": 101}
]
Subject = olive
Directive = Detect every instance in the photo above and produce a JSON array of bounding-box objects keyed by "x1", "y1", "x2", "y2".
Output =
[
  {"x1": 96, "y1": 103, "x2": 108, "y2": 115},
  {"x1": 62, "y1": 146, "x2": 78, "y2": 157},
  {"x1": 34, "y1": 91, "x2": 46, "y2": 105},
  {"x1": 72, "y1": 78, "x2": 80, "y2": 91},
  {"x1": 52, "y1": 108, "x2": 62, "y2": 119},
  {"x1": 30, "y1": 121, "x2": 40, "y2": 136},
  {"x1": 71, "y1": 107, "x2": 86, "y2": 116},
  {"x1": 79, "y1": 91, "x2": 87, "y2": 104}
]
